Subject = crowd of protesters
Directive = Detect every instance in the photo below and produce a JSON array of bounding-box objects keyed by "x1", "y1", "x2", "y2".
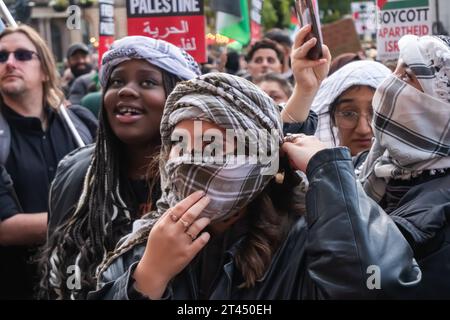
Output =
[{"x1": 0, "y1": 22, "x2": 449, "y2": 300}]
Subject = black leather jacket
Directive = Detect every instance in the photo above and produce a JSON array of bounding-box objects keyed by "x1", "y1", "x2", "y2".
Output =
[
  {"x1": 47, "y1": 144, "x2": 94, "y2": 234},
  {"x1": 354, "y1": 151, "x2": 450, "y2": 299},
  {"x1": 89, "y1": 148, "x2": 421, "y2": 300}
]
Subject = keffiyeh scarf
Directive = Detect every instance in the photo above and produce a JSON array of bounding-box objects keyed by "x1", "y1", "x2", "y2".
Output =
[
  {"x1": 99, "y1": 36, "x2": 200, "y2": 87},
  {"x1": 398, "y1": 35, "x2": 450, "y2": 103},
  {"x1": 358, "y1": 74, "x2": 450, "y2": 202},
  {"x1": 157, "y1": 72, "x2": 283, "y2": 221},
  {"x1": 359, "y1": 35, "x2": 450, "y2": 202}
]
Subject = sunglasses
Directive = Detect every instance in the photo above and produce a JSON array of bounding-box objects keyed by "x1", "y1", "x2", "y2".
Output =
[{"x1": 0, "y1": 49, "x2": 39, "y2": 63}]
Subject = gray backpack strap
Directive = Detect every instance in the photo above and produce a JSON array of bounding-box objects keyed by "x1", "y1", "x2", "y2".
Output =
[{"x1": 0, "y1": 112, "x2": 11, "y2": 165}]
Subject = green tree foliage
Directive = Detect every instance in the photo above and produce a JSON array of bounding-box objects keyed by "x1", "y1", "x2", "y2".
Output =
[
  {"x1": 261, "y1": 0, "x2": 292, "y2": 30},
  {"x1": 319, "y1": 0, "x2": 354, "y2": 24},
  {"x1": 259, "y1": 0, "x2": 358, "y2": 30},
  {"x1": 207, "y1": 0, "x2": 358, "y2": 34}
]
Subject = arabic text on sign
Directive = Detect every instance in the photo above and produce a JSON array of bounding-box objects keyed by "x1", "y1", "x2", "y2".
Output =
[
  {"x1": 181, "y1": 37, "x2": 196, "y2": 51},
  {"x1": 143, "y1": 20, "x2": 189, "y2": 38}
]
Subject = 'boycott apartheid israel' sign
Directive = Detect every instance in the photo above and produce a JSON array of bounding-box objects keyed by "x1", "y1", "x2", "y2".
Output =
[
  {"x1": 376, "y1": 0, "x2": 431, "y2": 61},
  {"x1": 126, "y1": 0, "x2": 206, "y2": 63}
]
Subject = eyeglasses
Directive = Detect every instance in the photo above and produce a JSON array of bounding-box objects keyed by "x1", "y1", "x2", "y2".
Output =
[
  {"x1": 0, "y1": 49, "x2": 39, "y2": 63},
  {"x1": 335, "y1": 110, "x2": 373, "y2": 129}
]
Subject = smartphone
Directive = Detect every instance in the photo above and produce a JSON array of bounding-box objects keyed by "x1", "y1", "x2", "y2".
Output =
[{"x1": 295, "y1": 0, "x2": 323, "y2": 60}]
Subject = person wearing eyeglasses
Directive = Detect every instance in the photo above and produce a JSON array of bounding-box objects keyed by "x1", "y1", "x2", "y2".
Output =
[
  {"x1": 0, "y1": 25, "x2": 97, "y2": 299},
  {"x1": 313, "y1": 60, "x2": 391, "y2": 156}
]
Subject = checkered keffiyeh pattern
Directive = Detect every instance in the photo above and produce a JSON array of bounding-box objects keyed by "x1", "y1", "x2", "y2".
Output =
[
  {"x1": 399, "y1": 35, "x2": 450, "y2": 103},
  {"x1": 157, "y1": 73, "x2": 283, "y2": 217},
  {"x1": 164, "y1": 159, "x2": 269, "y2": 221},
  {"x1": 358, "y1": 74, "x2": 450, "y2": 202},
  {"x1": 99, "y1": 36, "x2": 200, "y2": 88}
]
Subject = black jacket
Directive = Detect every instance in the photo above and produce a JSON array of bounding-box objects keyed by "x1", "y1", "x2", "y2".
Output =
[
  {"x1": 47, "y1": 144, "x2": 94, "y2": 234},
  {"x1": 68, "y1": 71, "x2": 97, "y2": 105},
  {"x1": 354, "y1": 151, "x2": 450, "y2": 299},
  {"x1": 388, "y1": 172, "x2": 450, "y2": 299},
  {"x1": 89, "y1": 148, "x2": 421, "y2": 300}
]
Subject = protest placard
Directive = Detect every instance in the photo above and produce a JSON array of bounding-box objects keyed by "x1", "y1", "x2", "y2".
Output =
[
  {"x1": 126, "y1": 0, "x2": 206, "y2": 63},
  {"x1": 376, "y1": 0, "x2": 431, "y2": 61}
]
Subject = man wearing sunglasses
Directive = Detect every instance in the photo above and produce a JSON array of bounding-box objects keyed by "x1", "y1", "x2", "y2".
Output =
[{"x1": 0, "y1": 25, "x2": 97, "y2": 299}]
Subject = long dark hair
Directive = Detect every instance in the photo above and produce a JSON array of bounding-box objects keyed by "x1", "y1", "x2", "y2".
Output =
[
  {"x1": 37, "y1": 70, "x2": 181, "y2": 300},
  {"x1": 234, "y1": 158, "x2": 305, "y2": 288}
]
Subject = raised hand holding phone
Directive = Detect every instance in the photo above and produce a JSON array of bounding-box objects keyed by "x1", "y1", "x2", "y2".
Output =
[
  {"x1": 295, "y1": 0, "x2": 323, "y2": 60},
  {"x1": 281, "y1": 23, "x2": 331, "y2": 124}
]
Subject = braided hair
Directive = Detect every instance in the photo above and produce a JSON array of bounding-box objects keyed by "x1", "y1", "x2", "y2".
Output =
[{"x1": 37, "y1": 70, "x2": 181, "y2": 300}]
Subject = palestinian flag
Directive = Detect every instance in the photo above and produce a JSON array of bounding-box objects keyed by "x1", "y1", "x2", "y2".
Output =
[
  {"x1": 212, "y1": 0, "x2": 250, "y2": 45},
  {"x1": 377, "y1": 0, "x2": 429, "y2": 10}
]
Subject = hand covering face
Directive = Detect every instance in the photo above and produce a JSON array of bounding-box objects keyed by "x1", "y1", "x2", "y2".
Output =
[{"x1": 158, "y1": 72, "x2": 283, "y2": 222}]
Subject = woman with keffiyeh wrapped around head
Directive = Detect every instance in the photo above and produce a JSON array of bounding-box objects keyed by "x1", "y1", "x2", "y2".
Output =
[
  {"x1": 357, "y1": 35, "x2": 450, "y2": 298},
  {"x1": 36, "y1": 36, "x2": 201, "y2": 299},
  {"x1": 89, "y1": 60, "x2": 421, "y2": 298},
  {"x1": 310, "y1": 60, "x2": 391, "y2": 155}
]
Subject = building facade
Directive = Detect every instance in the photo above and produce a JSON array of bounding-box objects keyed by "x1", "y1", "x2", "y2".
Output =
[
  {"x1": 24, "y1": 0, "x2": 128, "y2": 63},
  {"x1": 4, "y1": 0, "x2": 450, "y2": 64}
]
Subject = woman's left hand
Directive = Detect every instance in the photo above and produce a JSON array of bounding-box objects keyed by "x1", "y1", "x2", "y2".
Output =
[{"x1": 282, "y1": 134, "x2": 326, "y2": 172}]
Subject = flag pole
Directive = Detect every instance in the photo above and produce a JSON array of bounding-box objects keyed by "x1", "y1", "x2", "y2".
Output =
[
  {"x1": 0, "y1": 0, "x2": 85, "y2": 148},
  {"x1": 0, "y1": 0, "x2": 17, "y2": 27}
]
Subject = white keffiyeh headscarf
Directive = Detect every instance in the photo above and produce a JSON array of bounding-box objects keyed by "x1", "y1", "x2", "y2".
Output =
[
  {"x1": 398, "y1": 35, "x2": 450, "y2": 103},
  {"x1": 358, "y1": 35, "x2": 450, "y2": 202},
  {"x1": 311, "y1": 60, "x2": 391, "y2": 147}
]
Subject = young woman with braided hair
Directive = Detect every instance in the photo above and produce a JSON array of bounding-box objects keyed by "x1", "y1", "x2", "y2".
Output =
[{"x1": 36, "y1": 36, "x2": 201, "y2": 300}]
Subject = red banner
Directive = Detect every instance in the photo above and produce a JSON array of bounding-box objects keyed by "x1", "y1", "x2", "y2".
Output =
[
  {"x1": 98, "y1": 35, "x2": 115, "y2": 67},
  {"x1": 250, "y1": 0, "x2": 263, "y2": 44},
  {"x1": 126, "y1": 0, "x2": 206, "y2": 63}
]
